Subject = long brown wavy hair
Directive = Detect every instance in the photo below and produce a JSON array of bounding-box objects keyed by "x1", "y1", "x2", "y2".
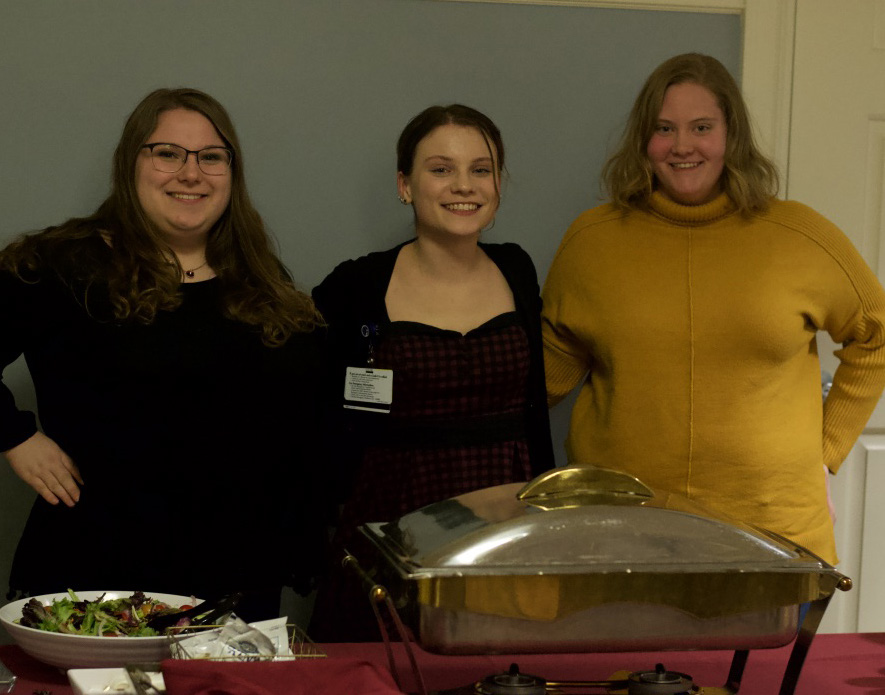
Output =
[
  {"x1": 0, "y1": 87, "x2": 321, "y2": 345},
  {"x1": 601, "y1": 53, "x2": 779, "y2": 215}
]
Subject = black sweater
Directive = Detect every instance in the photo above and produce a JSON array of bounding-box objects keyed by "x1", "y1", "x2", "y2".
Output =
[{"x1": 0, "y1": 240, "x2": 325, "y2": 599}]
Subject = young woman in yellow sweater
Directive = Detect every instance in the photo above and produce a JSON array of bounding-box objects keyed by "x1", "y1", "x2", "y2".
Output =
[{"x1": 541, "y1": 53, "x2": 885, "y2": 565}]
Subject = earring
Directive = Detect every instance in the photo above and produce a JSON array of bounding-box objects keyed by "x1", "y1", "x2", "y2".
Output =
[{"x1": 398, "y1": 195, "x2": 410, "y2": 205}]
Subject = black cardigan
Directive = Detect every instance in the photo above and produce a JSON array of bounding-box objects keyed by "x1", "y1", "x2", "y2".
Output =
[{"x1": 312, "y1": 239, "x2": 555, "y2": 495}]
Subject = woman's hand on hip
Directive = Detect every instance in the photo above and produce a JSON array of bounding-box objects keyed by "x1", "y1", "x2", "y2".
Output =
[{"x1": 3, "y1": 432, "x2": 83, "y2": 507}]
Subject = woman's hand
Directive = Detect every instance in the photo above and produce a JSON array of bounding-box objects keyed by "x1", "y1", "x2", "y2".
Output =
[
  {"x1": 824, "y1": 463, "x2": 836, "y2": 526},
  {"x1": 3, "y1": 432, "x2": 83, "y2": 507}
]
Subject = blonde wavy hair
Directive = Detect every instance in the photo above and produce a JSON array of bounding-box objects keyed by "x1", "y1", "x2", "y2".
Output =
[
  {"x1": 0, "y1": 88, "x2": 321, "y2": 345},
  {"x1": 601, "y1": 53, "x2": 779, "y2": 215}
]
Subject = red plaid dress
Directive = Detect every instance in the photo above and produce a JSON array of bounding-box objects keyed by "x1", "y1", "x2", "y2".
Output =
[
  {"x1": 342, "y1": 312, "x2": 532, "y2": 528},
  {"x1": 311, "y1": 312, "x2": 533, "y2": 641}
]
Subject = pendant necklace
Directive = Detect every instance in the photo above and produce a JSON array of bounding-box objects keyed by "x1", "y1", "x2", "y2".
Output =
[{"x1": 184, "y1": 260, "x2": 208, "y2": 279}]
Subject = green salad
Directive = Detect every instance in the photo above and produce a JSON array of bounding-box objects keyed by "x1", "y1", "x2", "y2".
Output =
[{"x1": 18, "y1": 590, "x2": 190, "y2": 637}]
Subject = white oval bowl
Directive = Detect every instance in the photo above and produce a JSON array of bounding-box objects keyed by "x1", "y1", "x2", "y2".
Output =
[{"x1": 0, "y1": 590, "x2": 196, "y2": 669}]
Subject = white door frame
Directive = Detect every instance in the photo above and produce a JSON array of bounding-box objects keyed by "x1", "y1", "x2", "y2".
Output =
[{"x1": 740, "y1": 0, "x2": 796, "y2": 194}]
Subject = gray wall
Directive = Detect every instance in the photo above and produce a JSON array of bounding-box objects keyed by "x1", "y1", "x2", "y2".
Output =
[{"x1": 0, "y1": 0, "x2": 740, "y2": 618}]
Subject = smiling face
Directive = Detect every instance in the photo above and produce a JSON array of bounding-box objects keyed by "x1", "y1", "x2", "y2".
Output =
[
  {"x1": 135, "y1": 108, "x2": 232, "y2": 247},
  {"x1": 646, "y1": 82, "x2": 727, "y2": 205},
  {"x1": 398, "y1": 124, "x2": 500, "y2": 241}
]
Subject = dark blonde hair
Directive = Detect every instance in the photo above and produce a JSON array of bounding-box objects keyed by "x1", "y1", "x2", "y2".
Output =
[
  {"x1": 601, "y1": 53, "x2": 779, "y2": 215},
  {"x1": 0, "y1": 87, "x2": 321, "y2": 345}
]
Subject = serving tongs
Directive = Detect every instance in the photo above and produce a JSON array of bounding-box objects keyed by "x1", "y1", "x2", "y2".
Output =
[
  {"x1": 125, "y1": 663, "x2": 164, "y2": 695},
  {"x1": 145, "y1": 592, "x2": 243, "y2": 632}
]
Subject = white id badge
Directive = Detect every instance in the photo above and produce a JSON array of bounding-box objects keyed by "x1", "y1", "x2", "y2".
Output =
[{"x1": 344, "y1": 367, "x2": 393, "y2": 413}]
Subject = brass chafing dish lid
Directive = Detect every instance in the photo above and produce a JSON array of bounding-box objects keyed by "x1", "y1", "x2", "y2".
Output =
[{"x1": 360, "y1": 467, "x2": 835, "y2": 578}]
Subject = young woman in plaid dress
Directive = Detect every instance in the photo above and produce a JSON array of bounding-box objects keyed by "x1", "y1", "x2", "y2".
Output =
[{"x1": 310, "y1": 104, "x2": 554, "y2": 641}]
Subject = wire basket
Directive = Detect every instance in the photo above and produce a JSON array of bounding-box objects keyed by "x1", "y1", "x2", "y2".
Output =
[{"x1": 167, "y1": 621, "x2": 325, "y2": 661}]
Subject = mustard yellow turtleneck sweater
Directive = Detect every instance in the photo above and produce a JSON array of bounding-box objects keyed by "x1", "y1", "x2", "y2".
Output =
[{"x1": 541, "y1": 192, "x2": 885, "y2": 564}]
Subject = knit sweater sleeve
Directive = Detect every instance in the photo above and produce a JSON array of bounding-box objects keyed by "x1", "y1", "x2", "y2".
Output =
[
  {"x1": 542, "y1": 323, "x2": 590, "y2": 408},
  {"x1": 780, "y1": 203, "x2": 885, "y2": 472},
  {"x1": 823, "y1": 269, "x2": 885, "y2": 470},
  {"x1": 540, "y1": 209, "x2": 607, "y2": 407}
]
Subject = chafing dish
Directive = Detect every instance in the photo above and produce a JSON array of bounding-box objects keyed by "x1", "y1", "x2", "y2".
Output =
[{"x1": 358, "y1": 466, "x2": 849, "y2": 656}]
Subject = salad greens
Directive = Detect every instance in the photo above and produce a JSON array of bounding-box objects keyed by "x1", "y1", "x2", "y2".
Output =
[{"x1": 18, "y1": 590, "x2": 189, "y2": 637}]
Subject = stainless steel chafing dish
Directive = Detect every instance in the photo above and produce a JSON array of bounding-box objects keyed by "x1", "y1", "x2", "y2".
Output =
[{"x1": 357, "y1": 466, "x2": 850, "y2": 656}]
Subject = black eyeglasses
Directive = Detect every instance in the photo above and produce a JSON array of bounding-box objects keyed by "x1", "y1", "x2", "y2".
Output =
[{"x1": 142, "y1": 143, "x2": 233, "y2": 175}]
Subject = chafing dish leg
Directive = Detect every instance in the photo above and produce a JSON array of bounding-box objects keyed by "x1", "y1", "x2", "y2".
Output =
[
  {"x1": 777, "y1": 592, "x2": 833, "y2": 695},
  {"x1": 722, "y1": 649, "x2": 749, "y2": 693}
]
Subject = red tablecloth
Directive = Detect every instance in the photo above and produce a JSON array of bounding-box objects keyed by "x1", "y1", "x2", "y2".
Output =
[
  {"x1": 321, "y1": 635, "x2": 885, "y2": 693},
  {"x1": 1, "y1": 632, "x2": 883, "y2": 694}
]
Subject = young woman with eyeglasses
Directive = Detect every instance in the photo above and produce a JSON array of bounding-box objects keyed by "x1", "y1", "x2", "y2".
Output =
[{"x1": 0, "y1": 88, "x2": 325, "y2": 620}]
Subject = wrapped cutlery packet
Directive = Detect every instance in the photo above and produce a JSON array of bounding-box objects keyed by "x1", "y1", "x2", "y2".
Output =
[{"x1": 169, "y1": 615, "x2": 315, "y2": 660}]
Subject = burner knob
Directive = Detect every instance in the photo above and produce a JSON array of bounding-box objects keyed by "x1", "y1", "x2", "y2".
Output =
[
  {"x1": 476, "y1": 663, "x2": 547, "y2": 695},
  {"x1": 627, "y1": 663, "x2": 694, "y2": 694}
]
